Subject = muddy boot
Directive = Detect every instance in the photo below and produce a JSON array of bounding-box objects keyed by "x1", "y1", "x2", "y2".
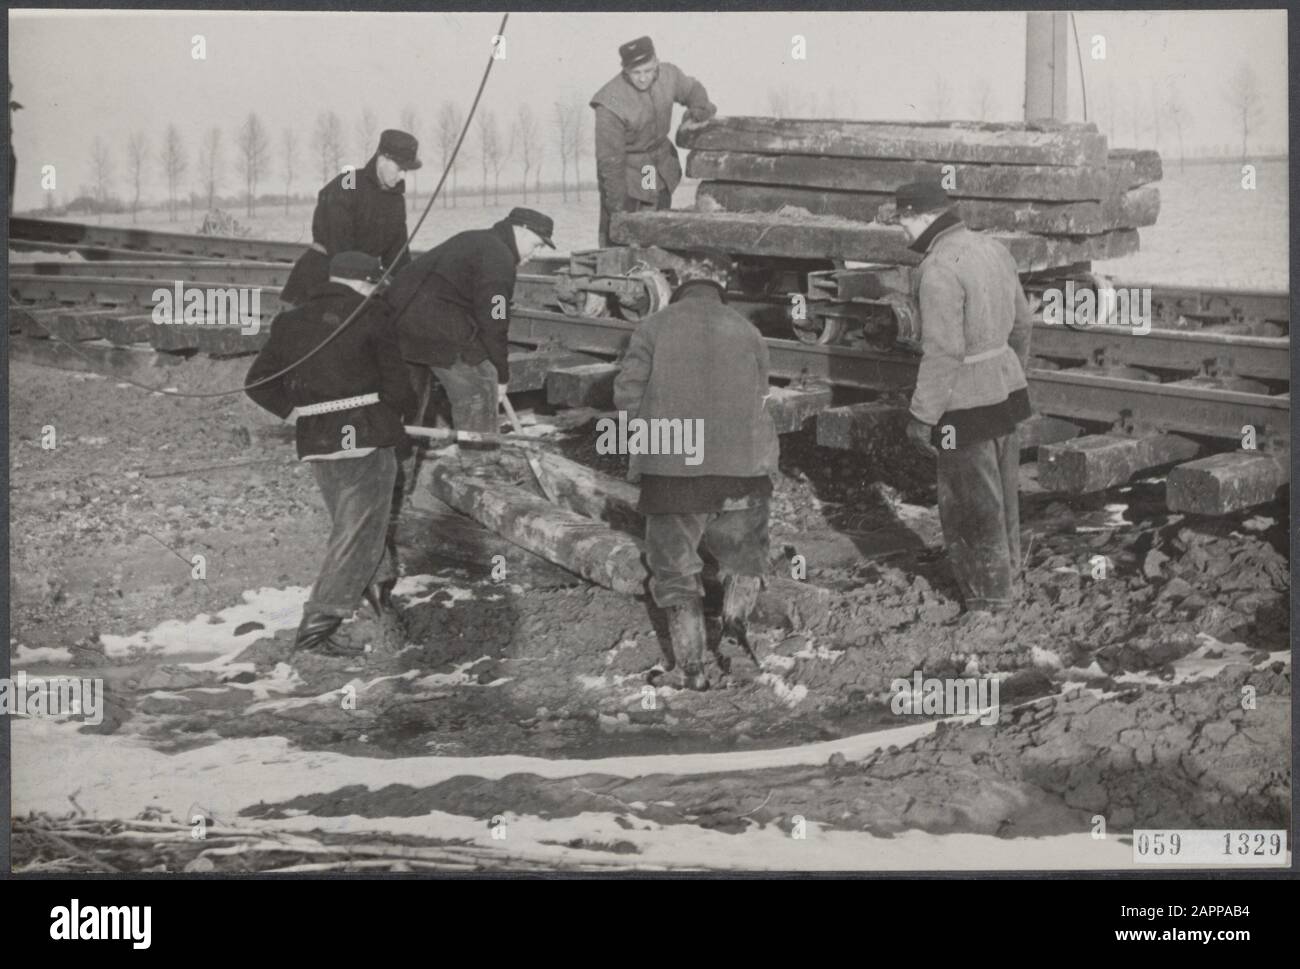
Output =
[
  {"x1": 667, "y1": 599, "x2": 709, "y2": 691},
  {"x1": 721, "y1": 574, "x2": 762, "y2": 666},
  {"x1": 294, "y1": 612, "x2": 363, "y2": 658}
]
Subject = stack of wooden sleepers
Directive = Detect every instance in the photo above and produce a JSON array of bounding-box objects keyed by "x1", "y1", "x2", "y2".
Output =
[{"x1": 609, "y1": 117, "x2": 1160, "y2": 273}]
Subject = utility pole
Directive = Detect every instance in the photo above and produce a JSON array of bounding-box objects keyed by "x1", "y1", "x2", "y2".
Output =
[{"x1": 1024, "y1": 12, "x2": 1069, "y2": 121}]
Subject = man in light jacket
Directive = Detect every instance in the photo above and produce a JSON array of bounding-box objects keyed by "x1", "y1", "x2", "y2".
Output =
[
  {"x1": 890, "y1": 181, "x2": 1033, "y2": 616},
  {"x1": 591, "y1": 35, "x2": 716, "y2": 246},
  {"x1": 613, "y1": 250, "x2": 778, "y2": 690}
]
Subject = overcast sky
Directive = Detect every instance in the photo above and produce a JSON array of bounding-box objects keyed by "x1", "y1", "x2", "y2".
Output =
[{"x1": 7, "y1": 8, "x2": 1289, "y2": 208}]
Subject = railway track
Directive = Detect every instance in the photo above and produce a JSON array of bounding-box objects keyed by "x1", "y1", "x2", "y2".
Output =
[{"x1": 8, "y1": 217, "x2": 1291, "y2": 515}]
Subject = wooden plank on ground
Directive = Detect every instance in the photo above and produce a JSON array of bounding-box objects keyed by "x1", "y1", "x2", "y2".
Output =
[
  {"x1": 1165, "y1": 451, "x2": 1289, "y2": 514},
  {"x1": 686, "y1": 151, "x2": 1129, "y2": 201},
  {"x1": 1038, "y1": 432, "x2": 1201, "y2": 493},
  {"x1": 10, "y1": 306, "x2": 63, "y2": 339},
  {"x1": 48, "y1": 307, "x2": 127, "y2": 342},
  {"x1": 676, "y1": 117, "x2": 1109, "y2": 167},
  {"x1": 8, "y1": 336, "x2": 185, "y2": 380},
  {"x1": 546, "y1": 362, "x2": 619, "y2": 409},
  {"x1": 428, "y1": 460, "x2": 647, "y2": 594},
  {"x1": 102, "y1": 314, "x2": 156, "y2": 346},
  {"x1": 697, "y1": 182, "x2": 1160, "y2": 235},
  {"x1": 529, "y1": 450, "x2": 642, "y2": 531}
]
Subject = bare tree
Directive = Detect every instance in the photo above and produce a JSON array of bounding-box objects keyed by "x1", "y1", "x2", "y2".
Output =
[
  {"x1": 969, "y1": 77, "x2": 995, "y2": 120},
  {"x1": 198, "y1": 127, "x2": 223, "y2": 210},
  {"x1": 312, "y1": 111, "x2": 344, "y2": 183},
  {"x1": 281, "y1": 127, "x2": 297, "y2": 215},
  {"x1": 476, "y1": 108, "x2": 498, "y2": 206},
  {"x1": 89, "y1": 136, "x2": 114, "y2": 223},
  {"x1": 492, "y1": 114, "x2": 511, "y2": 205},
  {"x1": 1165, "y1": 84, "x2": 1189, "y2": 172},
  {"x1": 354, "y1": 107, "x2": 378, "y2": 164},
  {"x1": 513, "y1": 104, "x2": 540, "y2": 204},
  {"x1": 237, "y1": 112, "x2": 271, "y2": 217},
  {"x1": 160, "y1": 124, "x2": 187, "y2": 222},
  {"x1": 399, "y1": 106, "x2": 420, "y2": 208},
  {"x1": 552, "y1": 100, "x2": 573, "y2": 202},
  {"x1": 569, "y1": 93, "x2": 586, "y2": 201},
  {"x1": 437, "y1": 101, "x2": 464, "y2": 208},
  {"x1": 1224, "y1": 61, "x2": 1262, "y2": 159},
  {"x1": 125, "y1": 131, "x2": 148, "y2": 222}
]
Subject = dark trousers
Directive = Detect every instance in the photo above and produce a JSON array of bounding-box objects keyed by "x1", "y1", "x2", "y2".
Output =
[
  {"x1": 644, "y1": 499, "x2": 770, "y2": 608},
  {"x1": 598, "y1": 185, "x2": 672, "y2": 247},
  {"x1": 305, "y1": 448, "x2": 398, "y2": 618},
  {"x1": 427, "y1": 358, "x2": 499, "y2": 434},
  {"x1": 936, "y1": 431, "x2": 1021, "y2": 611}
]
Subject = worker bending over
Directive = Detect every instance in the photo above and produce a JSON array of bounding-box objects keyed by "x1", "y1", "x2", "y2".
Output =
[{"x1": 246, "y1": 251, "x2": 418, "y2": 655}]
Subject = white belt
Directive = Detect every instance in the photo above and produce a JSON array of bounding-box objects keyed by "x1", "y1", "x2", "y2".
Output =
[
  {"x1": 296, "y1": 392, "x2": 380, "y2": 416},
  {"x1": 962, "y1": 346, "x2": 1007, "y2": 364}
]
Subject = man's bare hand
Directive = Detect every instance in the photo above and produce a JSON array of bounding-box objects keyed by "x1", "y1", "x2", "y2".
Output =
[{"x1": 906, "y1": 417, "x2": 938, "y2": 457}]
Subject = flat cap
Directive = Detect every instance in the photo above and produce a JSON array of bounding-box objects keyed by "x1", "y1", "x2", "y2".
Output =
[
  {"x1": 619, "y1": 36, "x2": 656, "y2": 69},
  {"x1": 893, "y1": 181, "x2": 951, "y2": 214},
  {"x1": 507, "y1": 207, "x2": 556, "y2": 249}
]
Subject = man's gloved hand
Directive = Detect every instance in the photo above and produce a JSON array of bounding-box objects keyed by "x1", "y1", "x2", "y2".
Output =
[
  {"x1": 687, "y1": 105, "x2": 716, "y2": 124},
  {"x1": 906, "y1": 417, "x2": 937, "y2": 457}
]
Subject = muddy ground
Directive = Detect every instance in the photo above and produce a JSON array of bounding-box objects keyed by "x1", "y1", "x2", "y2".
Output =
[{"x1": 7, "y1": 353, "x2": 1292, "y2": 871}]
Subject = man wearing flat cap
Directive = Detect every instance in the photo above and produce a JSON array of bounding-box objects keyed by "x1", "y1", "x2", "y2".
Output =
[
  {"x1": 888, "y1": 181, "x2": 1033, "y2": 622},
  {"x1": 387, "y1": 207, "x2": 556, "y2": 436},
  {"x1": 591, "y1": 35, "x2": 716, "y2": 246},
  {"x1": 246, "y1": 251, "x2": 419, "y2": 656},
  {"x1": 282, "y1": 128, "x2": 422, "y2": 305}
]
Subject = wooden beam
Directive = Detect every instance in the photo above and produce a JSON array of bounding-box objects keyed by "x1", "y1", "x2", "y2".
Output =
[
  {"x1": 1038, "y1": 432, "x2": 1201, "y2": 493},
  {"x1": 766, "y1": 384, "x2": 834, "y2": 433},
  {"x1": 676, "y1": 116, "x2": 1108, "y2": 167},
  {"x1": 546, "y1": 362, "x2": 619, "y2": 409},
  {"x1": 816, "y1": 401, "x2": 909, "y2": 451},
  {"x1": 428, "y1": 460, "x2": 647, "y2": 595},
  {"x1": 102, "y1": 314, "x2": 155, "y2": 346},
  {"x1": 8, "y1": 335, "x2": 185, "y2": 381},
  {"x1": 1165, "y1": 451, "x2": 1289, "y2": 514},
  {"x1": 610, "y1": 210, "x2": 1140, "y2": 272},
  {"x1": 1017, "y1": 414, "x2": 1084, "y2": 449},
  {"x1": 506, "y1": 348, "x2": 598, "y2": 394},
  {"x1": 686, "y1": 151, "x2": 1129, "y2": 201},
  {"x1": 698, "y1": 181, "x2": 1159, "y2": 235},
  {"x1": 48, "y1": 307, "x2": 122, "y2": 342},
  {"x1": 528, "y1": 450, "x2": 642, "y2": 530},
  {"x1": 1108, "y1": 149, "x2": 1163, "y2": 188}
]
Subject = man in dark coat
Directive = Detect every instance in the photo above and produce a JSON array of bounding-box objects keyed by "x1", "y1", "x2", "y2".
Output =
[
  {"x1": 387, "y1": 207, "x2": 555, "y2": 434},
  {"x1": 280, "y1": 129, "x2": 420, "y2": 306},
  {"x1": 246, "y1": 251, "x2": 419, "y2": 655},
  {"x1": 591, "y1": 36, "x2": 715, "y2": 246},
  {"x1": 889, "y1": 181, "x2": 1033, "y2": 619},
  {"x1": 612, "y1": 250, "x2": 779, "y2": 691}
]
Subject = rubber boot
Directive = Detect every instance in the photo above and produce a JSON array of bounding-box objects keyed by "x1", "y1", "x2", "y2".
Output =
[
  {"x1": 293, "y1": 613, "x2": 362, "y2": 657},
  {"x1": 721, "y1": 574, "x2": 762, "y2": 665},
  {"x1": 667, "y1": 599, "x2": 709, "y2": 691}
]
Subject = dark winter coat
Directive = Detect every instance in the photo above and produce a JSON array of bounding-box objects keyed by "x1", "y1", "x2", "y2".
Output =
[
  {"x1": 245, "y1": 283, "x2": 418, "y2": 459},
  {"x1": 280, "y1": 155, "x2": 411, "y2": 304},
  {"x1": 613, "y1": 284, "x2": 778, "y2": 482},
  {"x1": 386, "y1": 219, "x2": 520, "y2": 382}
]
